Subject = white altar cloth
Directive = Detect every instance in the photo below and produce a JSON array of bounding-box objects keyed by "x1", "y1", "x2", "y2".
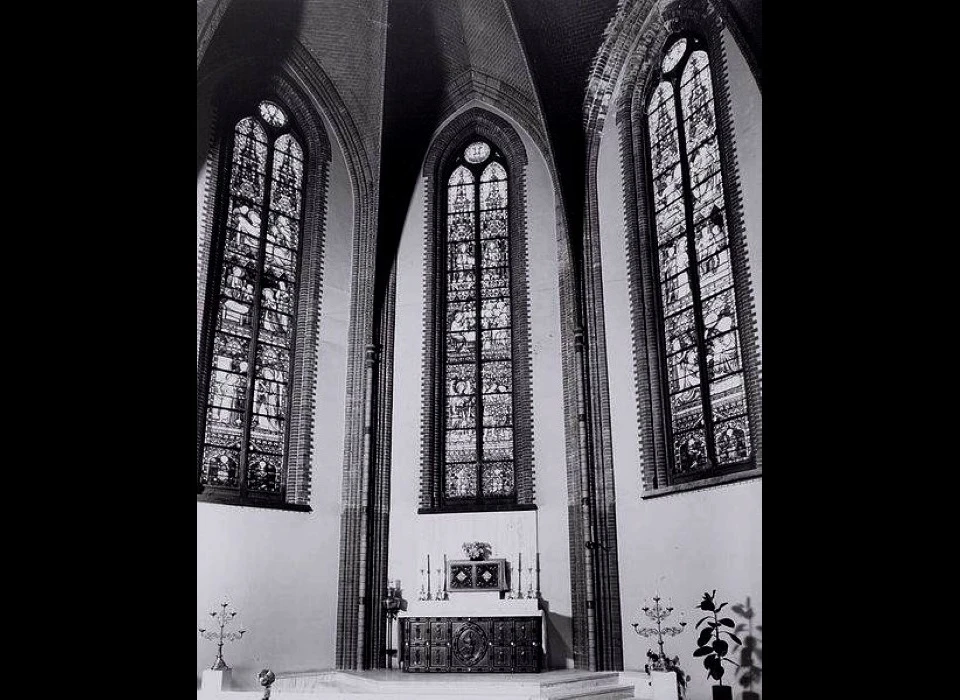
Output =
[{"x1": 399, "y1": 597, "x2": 540, "y2": 617}]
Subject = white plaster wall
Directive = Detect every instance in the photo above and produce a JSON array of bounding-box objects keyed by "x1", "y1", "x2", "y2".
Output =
[
  {"x1": 387, "y1": 100, "x2": 575, "y2": 669},
  {"x1": 597, "y1": 30, "x2": 762, "y2": 700},
  {"x1": 196, "y1": 106, "x2": 354, "y2": 690}
]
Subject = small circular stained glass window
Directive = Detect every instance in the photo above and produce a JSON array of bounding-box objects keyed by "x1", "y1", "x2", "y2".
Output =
[
  {"x1": 662, "y1": 38, "x2": 687, "y2": 73},
  {"x1": 259, "y1": 101, "x2": 287, "y2": 128},
  {"x1": 464, "y1": 141, "x2": 491, "y2": 164}
]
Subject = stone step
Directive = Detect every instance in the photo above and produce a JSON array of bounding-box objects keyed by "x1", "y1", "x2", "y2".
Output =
[
  {"x1": 544, "y1": 683, "x2": 636, "y2": 700},
  {"x1": 539, "y1": 672, "x2": 629, "y2": 699},
  {"x1": 206, "y1": 669, "x2": 637, "y2": 700}
]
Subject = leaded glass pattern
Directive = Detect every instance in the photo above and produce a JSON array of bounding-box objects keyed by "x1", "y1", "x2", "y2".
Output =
[
  {"x1": 645, "y1": 36, "x2": 752, "y2": 479},
  {"x1": 443, "y1": 141, "x2": 516, "y2": 501},
  {"x1": 200, "y1": 101, "x2": 305, "y2": 497}
]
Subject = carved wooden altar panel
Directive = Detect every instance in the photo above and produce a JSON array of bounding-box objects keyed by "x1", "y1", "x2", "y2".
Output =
[{"x1": 400, "y1": 616, "x2": 542, "y2": 673}]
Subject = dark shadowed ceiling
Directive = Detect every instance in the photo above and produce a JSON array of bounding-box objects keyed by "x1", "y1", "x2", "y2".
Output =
[{"x1": 198, "y1": 0, "x2": 762, "y2": 310}]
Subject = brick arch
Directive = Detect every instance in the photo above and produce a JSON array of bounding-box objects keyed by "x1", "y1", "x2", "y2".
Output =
[
  {"x1": 196, "y1": 68, "x2": 333, "y2": 509},
  {"x1": 419, "y1": 107, "x2": 536, "y2": 512},
  {"x1": 423, "y1": 107, "x2": 529, "y2": 177},
  {"x1": 617, "y1": 0, "x2": 763, "y2": 496}
]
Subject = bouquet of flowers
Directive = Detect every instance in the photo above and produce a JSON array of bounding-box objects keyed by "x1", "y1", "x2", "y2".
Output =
[{"x1": 461, "y1": 541, "x2": 492, "y2": 561}]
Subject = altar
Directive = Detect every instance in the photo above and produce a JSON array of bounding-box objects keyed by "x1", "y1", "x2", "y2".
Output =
[
  {"x1": 399, "y1": 598, "x2": 544, "y2": 673},
  {"x1": 398, "y1": 555, "x2": 544, "y2": 673}
]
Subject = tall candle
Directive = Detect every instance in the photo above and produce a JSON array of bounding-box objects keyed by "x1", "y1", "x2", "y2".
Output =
[
  {"x1": 427, "y1": 554, "x2": 432, "y2": 600},
  {"x1": 443, "y1": 555, "x2": 447, "y2": 598},
  {"x1": 536, "y1": 552, "x2": 541, "y2": 598},
  {"x1": 518, "y1": 552, "x2": 522, "y2": 597}
]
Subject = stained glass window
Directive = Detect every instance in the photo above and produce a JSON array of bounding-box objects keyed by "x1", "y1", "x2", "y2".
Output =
[
  {"x1": 645, "y1": 36, "x2": 752, "y2": 481},
  {"x1": 200, "y1": 100, "x2": 304, "y2": 500},
  {"x1": 443, "y1": 140, "x2": 516, "y2": 502}
]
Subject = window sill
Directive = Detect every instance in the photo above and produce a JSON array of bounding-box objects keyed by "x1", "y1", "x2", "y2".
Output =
[
  {"x1": 642, "y1": 467, "x2": 762, "y2": 499},
  {"x1": 419, "y1": 503, "x2": 537, "y2": 515},
  {"x1": 197, "y1": 490, "x2": 312, "y2": 513}
]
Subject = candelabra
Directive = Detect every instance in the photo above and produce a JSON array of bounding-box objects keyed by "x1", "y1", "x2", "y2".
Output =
[
  {"x1": 199, "y1": 601, "x2": 247, "y2": 670},
  {"x1": 383, "y1": 581, "x2": 403, "y2": 669},
  {"x1": 631, "y1": 594, "x2": 686, "y2": 667}
]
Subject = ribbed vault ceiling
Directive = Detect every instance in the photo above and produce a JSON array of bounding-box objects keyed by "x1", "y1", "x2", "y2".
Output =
[{"x1": 197, "y1": 0, "x2": 761, "y2": 306}]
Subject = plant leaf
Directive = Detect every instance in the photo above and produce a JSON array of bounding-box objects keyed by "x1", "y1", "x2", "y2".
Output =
[
  {"x1": 693, "y1": 647, "x2": 713, "y2": 657},
  {"x1": 720, "y1": 617, "x2": 735, "y2": 628},
  {"x1": 731, "y1": 604, "x2": 745, "y2": 616},
  {"x1": 722, "y1": 657, "x2": 740, "y2": 667},
  {"x1": 716, "y1": 602, "x2": 728, "y2": 613},
  {"x1": 734, "y1": 623, "x2": 747, "y2": 633},
  {"x1": 698, "y1": 627, "x2": 714, "y2": 647},
  {"x1": 712, "y1": 639, "x2": 728, "y2": 656},
  {"x1": 695, "y1": 616, "x2": 712, "y2": 629},
  {"x1": 725, "y1": 632, "x2": 743, "y2": 646}
]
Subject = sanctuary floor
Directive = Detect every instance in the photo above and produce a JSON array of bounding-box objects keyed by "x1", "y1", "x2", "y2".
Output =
[{"x1": 199, "y1": 668, "x2": 639, "y2": 699}]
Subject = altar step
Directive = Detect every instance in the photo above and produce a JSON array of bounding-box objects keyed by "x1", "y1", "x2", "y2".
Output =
[
  {"x1": 243, "y1": 669, "x2": 636, "y2": 699},
  {"x1": 540, "y1": 672, "x2": 635, "y2": 699}
]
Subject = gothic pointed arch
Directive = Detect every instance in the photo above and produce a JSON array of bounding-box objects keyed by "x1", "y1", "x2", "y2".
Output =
[
  {"x1": 419, "y1": 107, "x2": 535, "y2": 513},
  {"x1": 617, "y1": 0, "x2": 762, "y2": 496},
  {"x1": 197, "y1": 69, "x2": 333, "y2": 509}
]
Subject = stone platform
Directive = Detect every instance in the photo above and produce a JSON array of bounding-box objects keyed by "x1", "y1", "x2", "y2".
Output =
[{"x1": 197, "y1": 669, "x2": 636, "y2": 699}]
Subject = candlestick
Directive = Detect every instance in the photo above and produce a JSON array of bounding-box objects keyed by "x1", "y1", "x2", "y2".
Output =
[
  {"x1": 442, "y1": 555, "x2": 448, "y2": 600},
  {"x1": 419, "y1": 569, "x2": 426, "y2": 601},
  {"x1": 427, "y1": 555, "x2": 432, "y2": 601},
  {"x1": 518, "y1": 552, "x2": 522, "y2": 599},
  {"x1": 527, "y1": 567, "x2": 534, "y2": 599},
  {"x1": 535, "y1": 553, "x2": 541, "y2": 599}
]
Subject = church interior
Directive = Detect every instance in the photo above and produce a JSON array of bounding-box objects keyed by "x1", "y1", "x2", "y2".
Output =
[{"x1": 196, "y1": 1, "x2": 762, "y2": 698}]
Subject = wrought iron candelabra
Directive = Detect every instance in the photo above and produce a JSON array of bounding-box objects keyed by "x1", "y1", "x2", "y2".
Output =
[
  {"x1": 631, "y1": 594, "x2": 686, "y2": 665},
  {"x1": 383, "y1": 581, "x2": 403, "y2": 669},
  {"x1": 199, "y1": 601, "x2": 247, "y2": 670}
]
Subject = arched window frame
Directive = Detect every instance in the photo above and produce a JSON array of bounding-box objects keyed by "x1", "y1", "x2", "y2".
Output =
[
  {"x1": 621, "y1": 19, "x2": 762, "y2": 498},
  {"x1": 419, "y1": 109, "x2": 536, "y2": 514},
  {"x1": 197, "y1": 79, "x2": 331, "y2": 511}
]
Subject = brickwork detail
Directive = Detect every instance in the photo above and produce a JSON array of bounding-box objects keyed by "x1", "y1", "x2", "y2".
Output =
[
  {"x1": 420, "y1": 107, "x2": 535, "y2": 511},
  {"x1": 614, "y1": 0, "x2": 763, "y2": 496},
  {"x1": 195, "y1": 71, "x2": 333, "y2": 508}
]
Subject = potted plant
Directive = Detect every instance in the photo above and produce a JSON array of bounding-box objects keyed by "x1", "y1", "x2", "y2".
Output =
[
  {"x1": 693, "y1": 590, "x2": 741, "y2": 700},
  {"x1": 645, "y1": 650, "x2": 690, "y2": 700},
  {"x1": 731, "y1": 597, "x2": 762, "y2": 700}
]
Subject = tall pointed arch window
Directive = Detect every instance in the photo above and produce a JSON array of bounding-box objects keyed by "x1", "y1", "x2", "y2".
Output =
[
  {"x1": 199, "y1": 99, "x2": 306, "y2": 505},
  {"x1": 443, "y1": 141, "x2": 516, "y2": 505},
  {"x1": 644, "y1": 35, "x2": 754, "y2": 483}
]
